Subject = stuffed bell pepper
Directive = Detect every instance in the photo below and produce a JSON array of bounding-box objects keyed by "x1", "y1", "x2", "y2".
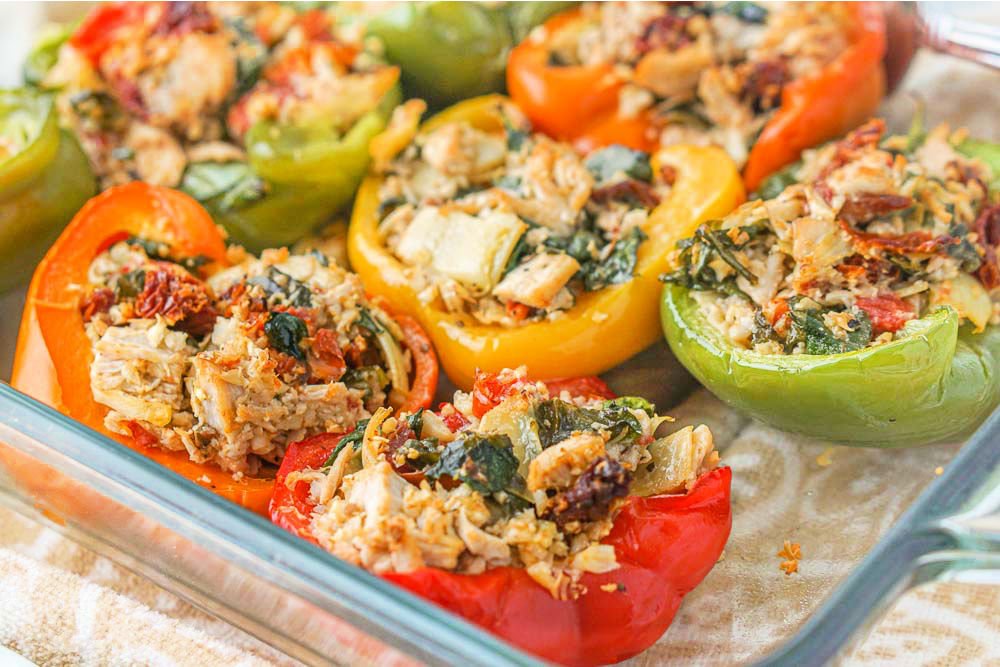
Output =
[
  {"x1": 0, "y1": 88, "x2": 95, "y2": 292},
  {"x1": 28, "y1": 1, "x2": 400, "y2": 251},
  {"x1": 11, "y1": 182, "x2": 437, "y2": 514},
  {"x1": 507, "y1": 1, "x2": 886, "y2": 190},
  {"x1": 348, "y1": 94, "x2": 743, "y2": 388},
  {"x1": 661, "y1": 119, "x2": 1000, "y2": 446},
  {"x1": 271, "y1": 367, "x2": 731, "y2": 666}
]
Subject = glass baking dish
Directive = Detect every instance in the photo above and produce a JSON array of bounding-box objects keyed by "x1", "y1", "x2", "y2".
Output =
[{"x1": 2, "y1": 371, "x2": 999, "y2": 666}]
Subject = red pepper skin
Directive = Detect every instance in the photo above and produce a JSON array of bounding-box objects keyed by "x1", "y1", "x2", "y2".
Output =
[
  {"x1": 385, "y1": 467, "x2": 730, "y2": 666},
  {"x1": 856, "y1": 294, "x2": 915, "y2": 334},
  {"x1": 69, "y1": 2, "x2": 153, "y2": 65},
  {"x1": 543, "y1": 376, "x2": 616, "y2": 401},
  {"x1": 270, "y1": 384, "x2": 732, "y2": 666},
  {"x1": 269, "y1": 433, "x2": 342, "y2": 542}
]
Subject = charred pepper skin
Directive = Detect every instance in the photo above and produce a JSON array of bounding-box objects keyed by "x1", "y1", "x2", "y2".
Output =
[
  {"x1": 347, "y1": 94, "x2": 745, "y2": 390},
  {"x1": 0, "y1": 89, "x2": 96, "y2": 292},
  {"x1": 660, "y1": 285, "x2": 1000, "y2": 447}
]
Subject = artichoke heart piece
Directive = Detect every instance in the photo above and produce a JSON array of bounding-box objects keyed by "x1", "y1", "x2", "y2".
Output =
[
  {"x1": 931, "y1": 272, "x2": 992, "y2": 333},
  {"x1": 396, "y1": 206, "x2": 527, "y2": 292}
]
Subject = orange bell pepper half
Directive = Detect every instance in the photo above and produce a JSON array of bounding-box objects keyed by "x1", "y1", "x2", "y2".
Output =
[
  {"x1": 11, "y1": 183, "x2": 438, "y2": 514},
  {"x1": 507, "y1": 3, "x2": 887, "y2": 190}
]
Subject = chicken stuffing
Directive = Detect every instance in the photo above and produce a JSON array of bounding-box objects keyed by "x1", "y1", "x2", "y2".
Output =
[
  {"x1": 40, "y1": 2, "x2": 397, "y2": 192},
  {"x1": 294, "y1": 366, "x2": 721, "y2": 599},
  {"x1": 81, "y1": 239, "x2": 412, "y2": 477},
  {"x1": 663, "y1": 119, "x2": 1000, "y2": 355},
  {"x1": 539, "y1": 2, "x2": 853, "y2": 167},
  {"x1": 377, "y1": 103, "x2": 671, "y2": 327}
]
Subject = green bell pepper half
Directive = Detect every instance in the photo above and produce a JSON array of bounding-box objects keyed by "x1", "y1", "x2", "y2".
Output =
[
  {"x1": 0, "y1": 89, "x2": 96, "y2": 292},
  {"x1": 182, "y1": 84, "x2": 401, "y2": 252},
  {"x1": 364, "y1": 1, "x2": 575, "y2": 109},
  {"x1": 661, "y1": 284, "x2": 1000, "y2": 446}
]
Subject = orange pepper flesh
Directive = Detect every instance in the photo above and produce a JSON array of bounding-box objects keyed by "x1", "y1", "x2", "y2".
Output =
[
  {"x1": 347, "y1": 95, "x2": 744, "y2": 389},
  {"x1": 507, "y1": 3, "x2": 887, "y2": 188},
  {"x1": 11, "y1": 183, "x2": 439, "y2": 514}
]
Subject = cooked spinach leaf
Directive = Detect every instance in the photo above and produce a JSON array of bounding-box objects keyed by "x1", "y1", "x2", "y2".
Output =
[
  {"x1": 356, "y1": 307, "x2": 385, "y2": 334},
  {"x1": 395, "y1": 437, "x2": 442, "y2": 468},
  {"x1": 503, "y1": 233, "x2": 532, "y2": 276},
  {"x1": 342, "y1": 366, "x2": 390, "y2": 398},
  {"x1": 406, "y1": 408, "x2": 425, "y2": 435},
  {"x1": 181, "y1": 162, "x2": 266, "y2": 213},
  {"x1": 309, "y1": 249, "x2": 330, "y2": 267},
  {"x1": 424, "y1": 434, "x2": 520, "y2": 494},
  {"x1": 785, "y1": 305, "x2": 872, "y2": 355},
  {"x1": 534, "y1": 399, "x2": 645, "y2": 448},
  {"x1": 584, "y1": 145, "x2": 653, "y2": 183},
  {"x1": 754, "y1": 162, "x2": 799, "y2": 200},
  {"x1": 265, "y1": 312, "x2": 309, "y2": 361},
  {"x1": 947, "y1": 222, "x2": 983, "y2": 272},
  {"x1": 545, "y1": 229, "x2": 600, "y2": 264},
  {"x1": 324, "y1": 417, "x2": 370, "y2": 466},
  {"x1": 605, "y1": 396, "x2": 655, "y2": 417},
  {"x1": 582, "y1": 227, "x2": 647, "y2": 291},
  {"x1": 659, "y1": 221, "x2": 767, "y2": 294},
  {"x1": 751, "y1": 308, "x2": 780, "y2": 345},
  {"x1": 126, "y1": 235, "x2": 209, "y2": 274},
  {"x1": 717, "y1": 2, "x2": 768, "y2": 23},
  {"x1": 114, "y1": 269, "x2": 146, "y2": 299},
  {"x1": 502, "y1": 113, "x2": 530, "y2": 152},
  {"x1": 249, "y1": 267, "x2": 313, "y2": 307}
]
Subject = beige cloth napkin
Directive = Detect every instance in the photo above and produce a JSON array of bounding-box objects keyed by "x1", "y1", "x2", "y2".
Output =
[{"x1": 2, "y1": 34, "x2": 1000, "y2": 667}]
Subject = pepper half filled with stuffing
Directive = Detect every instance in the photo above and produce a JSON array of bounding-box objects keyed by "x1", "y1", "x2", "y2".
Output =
[
  {"x1": 271, "y1": 368, "x2": 731, "y2": 666},
  {"x1": 28, "y1": 1, "x2": 400, "y2": 250},
  {"x1": 661, "y1": 118, "x2": 1000, "y2": 445}
]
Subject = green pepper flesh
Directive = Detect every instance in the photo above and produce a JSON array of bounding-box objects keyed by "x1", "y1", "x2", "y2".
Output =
[
  {"x1": 661, "y1": 284, "x2": 1000, "y2": 446},
  {"x1": 0, "y1": 89, "x2": 96, "y2": 292}
]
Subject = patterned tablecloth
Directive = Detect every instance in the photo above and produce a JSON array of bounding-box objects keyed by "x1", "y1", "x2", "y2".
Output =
[{"x1": 1, "y1": 10, "x2": 999, "y2": 665}]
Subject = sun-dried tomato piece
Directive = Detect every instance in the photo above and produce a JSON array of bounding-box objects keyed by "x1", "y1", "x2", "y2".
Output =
[
  {"x1": 544, "y1": 457, "x2": 631, "y2": 531},
  {"x1": 153, "y1": 1, "x2": 217, "y2": 37},
  {"x1": 742, "y1": 60, "x2": 790, "y2": 113},
  {"x1": 310, "y1": 328, "x2": 347, "y2": 382},
  {"x1": 974, "y1": 204, "x2": 1000, "y2": 289},
  {"x1": 80, "y1": 287, "x2": 115, "y2": 322},
  {"x1": 839, "y1": 193, "x2": 912, "y2": 225},
  {"x1": 591, "y1": 179, "x2": 661, "y2": 208},
  {"x1": 816, "y1": 119, "x2": 886, "y2": 185},
  {"x1": 135, "y1": 265, "x2": 217, "y2": 336},
  {"x1": 838, "y1": 219, "x2": 957, "y2": 255},
  {"x1": 635, "y1": 14, "x2": 691, "y2": 55}
]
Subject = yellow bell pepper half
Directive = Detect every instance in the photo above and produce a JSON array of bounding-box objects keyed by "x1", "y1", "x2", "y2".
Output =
[{"x1": 348, "y1": 95, "x2": 745, "y2": 389}]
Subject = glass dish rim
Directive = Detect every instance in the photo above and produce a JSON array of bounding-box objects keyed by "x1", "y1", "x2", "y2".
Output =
[
  {"x1": 0, "y1": 381, "x2": 545, "y2": 666},
  {"x1": 3, "y1": 378, "x2": 999, "y2": 666}
]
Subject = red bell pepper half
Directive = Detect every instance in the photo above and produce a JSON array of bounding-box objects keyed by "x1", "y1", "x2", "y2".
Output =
[{"x1": 270, "y1": 378, "x2": 732, "y2": 666}]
